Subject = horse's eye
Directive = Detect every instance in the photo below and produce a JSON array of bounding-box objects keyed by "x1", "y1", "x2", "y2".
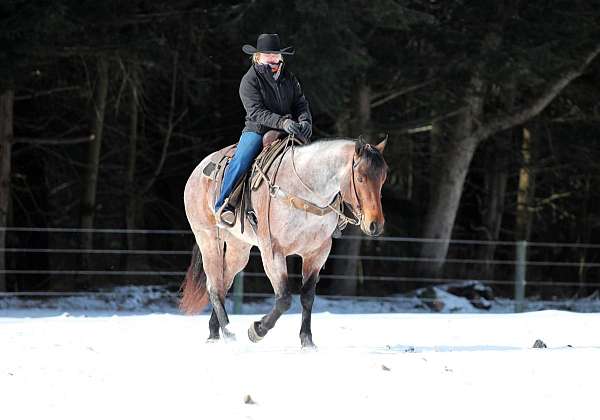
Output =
[{"x1": 357, "y1": 176, "x2": 364, "y2": 183}]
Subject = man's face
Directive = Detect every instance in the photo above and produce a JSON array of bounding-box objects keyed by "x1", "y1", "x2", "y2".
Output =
[{"x1": 258, "y1": 53, "x2": 282, "y2": 64}]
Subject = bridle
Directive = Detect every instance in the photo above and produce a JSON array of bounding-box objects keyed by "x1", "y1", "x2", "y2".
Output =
[{"x1": 343, "y1": 152, "x2": 365, "y2": 226}]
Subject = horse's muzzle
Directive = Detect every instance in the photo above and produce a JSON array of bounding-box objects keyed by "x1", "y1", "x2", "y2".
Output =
[{"x1": 364, "y1": 220, "x2": 383, "y2": 237}]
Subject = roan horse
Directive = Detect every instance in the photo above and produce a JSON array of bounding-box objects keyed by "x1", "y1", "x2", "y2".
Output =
[{"x1": 180, "y1": 136, "x2": 387, "y2": 347}]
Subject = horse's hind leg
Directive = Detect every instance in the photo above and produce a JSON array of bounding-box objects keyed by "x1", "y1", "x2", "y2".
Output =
[
  {"x1": 205, "y1": 234, "x2": 252, "y2": 341},
  {"x1": 194, "y1": 228, "x2": 234, "y2": 340},
  {"x1": 248, "y1": 252, "x2": 291, "y2": 342},
  {"x1": 299, "y1": 239, "x2": 332, "y2": 348},
  {"x1": 208, "y1": 310, "x2": 220, "y2": 341}
]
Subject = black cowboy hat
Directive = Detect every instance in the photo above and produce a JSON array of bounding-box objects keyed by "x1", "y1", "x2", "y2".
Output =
[{"x1": 242, "y1": 33, "x2": 295, "y2": 55}]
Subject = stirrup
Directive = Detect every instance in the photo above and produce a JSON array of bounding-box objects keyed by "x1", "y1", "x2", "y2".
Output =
[{"x1": 215, "y1": 200, "x2": 236, "y2": 228}]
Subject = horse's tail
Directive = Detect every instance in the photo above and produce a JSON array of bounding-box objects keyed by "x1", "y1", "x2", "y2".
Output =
[{"x1": 179, "y1": 243, "x2": 209, "y2": 314}]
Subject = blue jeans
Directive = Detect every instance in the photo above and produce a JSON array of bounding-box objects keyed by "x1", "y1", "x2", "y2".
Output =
[{"x1": 215, "y1": 131, "x2": 263, "y2": 209}]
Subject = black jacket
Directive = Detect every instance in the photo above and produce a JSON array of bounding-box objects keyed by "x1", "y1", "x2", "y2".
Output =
[{"x1": 239, "y1": 63, "x2": 312, "y2": 134}]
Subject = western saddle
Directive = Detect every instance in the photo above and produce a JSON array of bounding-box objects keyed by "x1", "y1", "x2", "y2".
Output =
[{"x1": 201, "y1": 130, "x2": 348, "y2": 235}]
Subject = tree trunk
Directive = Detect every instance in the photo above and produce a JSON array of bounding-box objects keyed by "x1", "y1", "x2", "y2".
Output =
[
  {"x1": 330, "y1": 82, "x2": 371, "y2": 296},
  {"x1": 396, "y1": 133, "x2": 414, "y2": 202},
  {"x1": 0, "y1": 89, "x2": 14, "y2": 292},
  {"x1": 418, "y1": 44, "x2": 600, "y2": 277},
  {"x1": 125, "y1": 67, "x2": 139, "y2": 270},
  {"x1": 577, "y1": 175, "x2": 591, "y2": 296},
  {"x1": 420, "y1": 135, "x2": 481, "y2": 276},
  {"x1": 123, "y1": 67, "x2": 149, "y2": 274},
  {"x1": 140, "y1": 51, "x2": 180, "y2": 196},
  {"x1": 80, "y1": 57, "x2": 109, "y2": 269},
  {"x1": 515, "y1": 126, "x2": 535, "y2": 241},
  {"x1": 476, "y1": 74, "x2": 517, "y2": 279},
  {"x1": 477, "y1": 140, "x2": 508, "y2": 278},
  {"x1": 420, "y1": 75, "x2": 485, "y2": 277}
]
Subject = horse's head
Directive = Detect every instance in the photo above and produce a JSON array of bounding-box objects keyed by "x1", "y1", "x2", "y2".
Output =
[{"x1": 345, "y1": 137, "x2": 388, "y2": 236}]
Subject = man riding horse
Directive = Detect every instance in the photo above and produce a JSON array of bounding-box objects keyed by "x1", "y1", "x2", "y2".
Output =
[
  {"x1": 181, "y1": 33, "x2": 388, "y2": 347},
  {"x1": 214, "y1": 33, "x2": 312, "y2": 226}
]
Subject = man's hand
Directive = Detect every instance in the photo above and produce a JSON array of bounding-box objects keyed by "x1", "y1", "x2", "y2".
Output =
[
  {"x1": 279, "y1": 118, "x2": 302, "y2": 136},
  {"x1": 298, "y1": 121, "x2": 312, "y2": 141}
]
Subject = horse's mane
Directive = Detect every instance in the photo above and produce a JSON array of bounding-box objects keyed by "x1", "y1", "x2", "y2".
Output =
[
  {"x1": 360, "y1": 142, "x2": 388, "y2": 178},
  {"x1": 301, "y1": 138, "x2": 387, "y2": 177},
  {"x1": 302, "y1": 137, "x2": 353, "y2": 146},
  {"x1": 294, "y1": 138, "x2": 352, "y2": 157}
]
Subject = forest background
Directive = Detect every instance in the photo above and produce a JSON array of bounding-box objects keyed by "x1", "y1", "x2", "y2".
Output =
[{"x1": 1, "y1": 0, "x2": 599, "y2": 300}]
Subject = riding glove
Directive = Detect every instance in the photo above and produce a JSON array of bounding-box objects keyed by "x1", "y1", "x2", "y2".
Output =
[
  {"x1": 278, "y1": 118, "x2": 302, "y2": 136},
  {"x1": 278, "y1": 118, "x2": 293, "y2": 133},
  {"x1": 299, "y1": 121, "x2": 312, "y2": 140}
]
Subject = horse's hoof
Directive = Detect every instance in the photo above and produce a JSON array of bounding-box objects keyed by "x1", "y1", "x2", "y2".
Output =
[
  {"x1": 300, "y1": 335, "x2": 317, "y2": 349},
  {"x1": 222, "y1": 329, "x2": 236, "y2": 342},
  {"x1": 206, "y1": 337, "x2": 220, "y2": 344},
  {"x1": 248, "y1": 321, "x2": 265, "y2": 343}
]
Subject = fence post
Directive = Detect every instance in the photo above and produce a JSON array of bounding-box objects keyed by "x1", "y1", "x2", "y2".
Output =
[
  {"x1": 514, "y1": 240, "x2": 527, "y2": 312},
  {"x1": 233, "y1": 271, "x2": 244, "y2": 314}
]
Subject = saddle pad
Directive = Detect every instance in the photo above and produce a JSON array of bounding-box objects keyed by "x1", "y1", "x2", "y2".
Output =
[
  {"x1": 201, "y1": 144, "x2": 236, "y2": 180},
  {"x1": 202, "y1": 161, "x2": 218, "y2": 178}
]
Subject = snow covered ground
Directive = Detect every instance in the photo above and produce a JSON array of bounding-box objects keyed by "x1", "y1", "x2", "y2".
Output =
[
  {"x1": 2, "y1": 283, "x2": 600, "y2": 315},
  {"x1": 1, "y1": 309, "x2": 599, "y2": 420}
]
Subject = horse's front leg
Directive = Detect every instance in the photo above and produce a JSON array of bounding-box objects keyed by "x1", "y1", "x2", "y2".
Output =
[
  {"x1": 299, "y1": 239, "x2": 332, "y2": 348},
  {"x1": 248, "y1": 252, "x2": 291, "y2": 342},
  {"x1": 299, "y1": 273, "x2": 318, "y2": 348}
]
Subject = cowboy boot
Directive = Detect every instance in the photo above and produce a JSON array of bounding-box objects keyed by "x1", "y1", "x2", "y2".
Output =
[{"x1": 215, "y1": 199, "x2": 236, "y2": 228}]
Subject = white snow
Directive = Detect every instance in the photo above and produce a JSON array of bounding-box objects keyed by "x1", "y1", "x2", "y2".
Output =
[
  {"x1": 1, "y1": 309, "x2": 599, "y2": 420},
  {"x1": 3, "y1": 284, "x2": 600, "y2": 316}
]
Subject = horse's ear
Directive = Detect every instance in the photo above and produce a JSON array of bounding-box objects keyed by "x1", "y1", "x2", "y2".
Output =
[
  {"x1": 375, "y1": 135, "x2": 388, "y2": 154},
  {"x1": 355, "y1": 136, "x2": 366, "y2": 156}
]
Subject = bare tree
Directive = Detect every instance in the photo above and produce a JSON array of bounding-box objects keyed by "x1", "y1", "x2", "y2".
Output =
[
  {"x1": 331, "y1": 81, "x2": 371, "y2": 296},
  {"x1": 80, "y1": 56, "x2": 109, "y2": 267},
  {"x1": 419, "y1": 43, "x2": 600, "y2": 276},
  {"x1": 515, "y1": 127, "x2": 536, "y2": 241},
  {"x1": 0, "y1": 89, "x2": 14, "y2": 292},
  {"x1": 125, "y1": 61, "x2": 140, "y2": 268}
]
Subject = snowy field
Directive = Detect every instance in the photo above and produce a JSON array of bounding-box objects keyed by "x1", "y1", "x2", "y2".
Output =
[{"x1": 1, "y1": 309, "x2": 599, "y2": 420}]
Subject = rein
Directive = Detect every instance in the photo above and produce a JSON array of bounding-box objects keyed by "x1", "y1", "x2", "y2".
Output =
[{"x1": 289, "y1": 139, "x2": 362, "y2": 226}]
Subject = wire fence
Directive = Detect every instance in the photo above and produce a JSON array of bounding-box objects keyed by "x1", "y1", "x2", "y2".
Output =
[
  {"x1": 0, "y1": 290, "x2": 591, "y2": 308},
  {"x1": 3, "y1": 226, "x2": 600, "y2": 248},
  {"x1": 4, "y1": 247, "x2": 600, "y2": 268},
  {"x1": 0, "y1": 269, "x2": 593, "y2": 289},
  {"x1": 1, "y1": 227, "x2": 599, "y2": 312}
]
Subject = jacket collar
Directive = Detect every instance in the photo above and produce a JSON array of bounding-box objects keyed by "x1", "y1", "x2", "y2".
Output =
[{"x1": 253, "y1": 62, "x2": 286, "y2": 81}]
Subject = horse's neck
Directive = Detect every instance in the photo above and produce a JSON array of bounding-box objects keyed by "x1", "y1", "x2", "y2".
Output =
[{"x1": 285, "y1": 140, "x2": 353, "y2": 206}]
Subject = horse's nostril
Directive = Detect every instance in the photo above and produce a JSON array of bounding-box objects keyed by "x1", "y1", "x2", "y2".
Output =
[{"x1": 369, "y1": 222, "x2": 377, "y2": 234}]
